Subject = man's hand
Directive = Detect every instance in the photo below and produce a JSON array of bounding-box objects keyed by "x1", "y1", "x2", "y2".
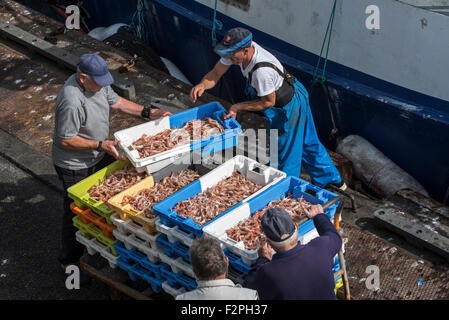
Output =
[
  {"x1": 223, "y1": 104, "x2": 240, "y2": 120},
  {"x1": 101, "y1": 140, "x2": 126, "y2": 161},
  {"x1": 258, "y1": 241, "x2": 273, "y2": 260},
  {"x1": 190, "y1": 83, "x2": 206, "y2": 103},
  {"x1": 150, "y1": 107, "x2": 172, "y2": 120},
  {"x1": 304, "y1": 204, "x2": 324, "y2": 219}
]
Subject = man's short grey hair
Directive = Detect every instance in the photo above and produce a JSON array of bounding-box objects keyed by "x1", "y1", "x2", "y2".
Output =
[
  {"x1": 190, "y1": 237, "x2": 227, "y2": 281},
  {"x1": 267, "y1": 228, "x2": 298, "y2": 251}
]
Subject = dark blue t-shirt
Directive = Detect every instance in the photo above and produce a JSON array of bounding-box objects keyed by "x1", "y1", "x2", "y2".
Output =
[{"x1": 243, "y1": 213, "x2": 342, "y2": 300}]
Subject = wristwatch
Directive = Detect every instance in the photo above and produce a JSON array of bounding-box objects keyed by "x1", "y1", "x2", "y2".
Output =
[
  {"x1": 141, "y1": 102, "x2": 162, "y2": 119},
  {"x1": 97, "y1": 140, "x2": 103, "y2": 151},
  {"x1": 141, "y1": 105, "x2": 151, "y2": 119}
]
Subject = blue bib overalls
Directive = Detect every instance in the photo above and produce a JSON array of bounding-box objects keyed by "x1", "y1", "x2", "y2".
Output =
[{"x1": 245, "y1": 78, "x2": 342, "y2": 188}]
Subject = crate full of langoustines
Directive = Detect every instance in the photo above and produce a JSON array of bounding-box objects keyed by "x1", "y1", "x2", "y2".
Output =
[
  {"x1": 152, "y1": 155, "x2": 287, "y2": 238},
  {"x1": 202, "y1": 176, "x2": 340, "y2": 267},
  {"x1": 114, "y1": 102, "x2": 242, "y2": 173}
]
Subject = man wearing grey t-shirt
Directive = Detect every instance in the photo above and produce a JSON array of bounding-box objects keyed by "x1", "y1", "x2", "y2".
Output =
[{"x1": 52, "y1": 54, "x2": 170, "y2": 279}]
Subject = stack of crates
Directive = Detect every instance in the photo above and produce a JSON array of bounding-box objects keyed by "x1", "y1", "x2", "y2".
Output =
[
  {"x1": 202, "y1": 176, "x2": 345, "y2": 291},
  {"x1": 105, "y1": 155, "x2": 285, "y2": 297},
  {"x1": 67, "y1": 160, "x2": 144, "y2": 268},
  {"x1": 64, "y1": 100, "x2": 347, "y2": 297},
  {"x1": 148, "y1": 155, "x2": 287, "y2": 296}
]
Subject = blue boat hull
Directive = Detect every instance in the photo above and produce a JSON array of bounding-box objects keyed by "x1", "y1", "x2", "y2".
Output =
[{"x1": 20, "y1": 0, "x2": 449, "y2": 203}]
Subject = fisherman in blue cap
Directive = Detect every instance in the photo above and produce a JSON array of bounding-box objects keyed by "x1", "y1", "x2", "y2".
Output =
[
  {"x1": 243, "y1": 206, "x2": 342, "y2": 300},
  {"x1": 190, "y1": 28, "x2": 345, "y2": 190},
  {"x1": 52, "y1": 53, "x2": 171, "y2": 283}
]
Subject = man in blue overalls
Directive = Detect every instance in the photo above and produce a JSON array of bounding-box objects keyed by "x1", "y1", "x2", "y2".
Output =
[{"x1": 190, "y1": 28, "x2": 345, "y2": 189}]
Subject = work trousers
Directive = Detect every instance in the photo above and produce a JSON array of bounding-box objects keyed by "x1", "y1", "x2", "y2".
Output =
[{"x1": 54, "y1": 154, "x2": 115, "y2": 265}]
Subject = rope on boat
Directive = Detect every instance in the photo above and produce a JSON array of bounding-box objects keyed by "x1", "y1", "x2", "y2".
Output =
[
  {"x1": 211, "y1": 0, "x2": 223, "y2": 46},
  {"x1": 309, "y1": 0, "x2": 340, "y2": 142},
  {"x1": 312, "y1": 0, "x2": 337, "y2": 84},
  {"x1": 129, "y1": 0, "x2": 149, "y2": 42}
]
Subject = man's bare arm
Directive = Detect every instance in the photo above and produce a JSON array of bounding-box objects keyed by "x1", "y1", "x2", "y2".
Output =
[
  {"x1": 190, "y1": 61, "x2": 230, "y2": 102},
  {"x1": 59, "y1": 136, "x2": 126, "y2": 161},
  {"x1": 223, "y1": 91, "x2": 276, "y2": 119},
  {"x1": 110, "y1": 97, "x2": 172, "y2": 119}
]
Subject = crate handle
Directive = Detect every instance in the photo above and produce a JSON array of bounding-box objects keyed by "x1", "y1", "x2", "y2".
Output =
[
  {"x1": 70, "y1": 203, "x2": 84, "y2": 215},
  {"x1": 213, "y1": 110, "x2": 227, "y2": 127},
  {"x1": 86, "y1": 197, "x2": 99, "y2": 205}
]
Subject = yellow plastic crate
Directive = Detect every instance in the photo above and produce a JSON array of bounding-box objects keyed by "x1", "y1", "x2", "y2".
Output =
[
  {"x1": 107, "y1": 175, "x2": 159, "y2": 235},
  {"x1": 67, "y1": 160, "x2": 136, "y2": 224}
]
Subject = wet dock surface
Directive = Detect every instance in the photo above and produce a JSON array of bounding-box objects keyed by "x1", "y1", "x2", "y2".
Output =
[{"x1": 0, "y1": 0, "x2": 448, "y2": 300}]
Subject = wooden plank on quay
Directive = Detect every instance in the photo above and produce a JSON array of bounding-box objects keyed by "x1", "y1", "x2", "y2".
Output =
[{"x1": 79, "y1": 255, "x2": 151, "y2": 300}]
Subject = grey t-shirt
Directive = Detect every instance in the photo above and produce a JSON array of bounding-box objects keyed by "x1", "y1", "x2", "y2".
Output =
[{"x1": 52, "y1": 74, "x2": 119, "y2": 170}]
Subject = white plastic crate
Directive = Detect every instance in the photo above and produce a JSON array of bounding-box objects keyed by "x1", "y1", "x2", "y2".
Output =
[
  {"x1": 162, "y1": 281, "x2": 187, "y2": 297},
  {"x1": 203, "y1": 194, "x2": 342, "y2": 265},
  {"x1": 114, "y1": 102, "x2": 241, "y2": 173},
  {"x1": 75, "y1": 231, "x2": 118, "y2": 269},
  {"x1": 153, "y1": 155, "x2": 287, "y2": 237},
  {"x1": 155, "y1": 219, "x2": 196, "y2": 247},
  {"x1": 114, "y1": 116, "x2": 184, "y2": 168},
  {"x1": 196, "y1": 155, "x2": 287, "y2": 202},
  {"x1": 112, "y1": 229, "x2": 160, "y2": 263},
  {"x1": 158, "y1": 251, "x2": 195, "y2": 279},
  {"x1": 110, "y1": 213, "x2": 159, "y2": 249}
]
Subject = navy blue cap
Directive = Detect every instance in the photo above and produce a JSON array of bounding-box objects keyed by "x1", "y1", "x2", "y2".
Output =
[
  {"x1": 78, "y1": 54, "x2": 114, "y2": 87},
  {"x1": 214, "y1": 27, "x2": 253, "y2": 58},
  {"x1": 261, "y1": 208, "x2": 296, "y2": 242}
]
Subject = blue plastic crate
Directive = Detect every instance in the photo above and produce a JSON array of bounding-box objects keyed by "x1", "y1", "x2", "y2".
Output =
[
  {"x1": 172, "y1": 242, "x2": 190, "y2": 262},
  {"x1": 168, "y1": 102, "x2": 241, "y2": 147},
  {"x1": 156, "y1": 234, "x2": 191, "y2": 262},
  {"x1": 245, "y1": 176, "x2": 339, "y2": 238},
  {"x1": 156, "y1": 234, "x2": 177, "y2": 257},
  {"x1": 114, "y1": 241, "x2": 132, "y2": 259},
  {"x1": 203, "y1": 176, "x2": 340, "y2": 268},
  {"x1": 161, "y1": 267, "x2": 197, "y2": 292},
  {"x1": 116, "y1": 257, "x2": 164, "y2": 293},
  {"x1": 153, "y1": 156, "x2": 287, "y2": 238},
  {"x1": 114, "y1": 242, "x2": 164, "y2": 279},
  {"x1": 333, "y1": 256, "x2": 345, "y2": 282},
  {"x1": 224, "y1": 248, "x2": 253, "y2": 275}
]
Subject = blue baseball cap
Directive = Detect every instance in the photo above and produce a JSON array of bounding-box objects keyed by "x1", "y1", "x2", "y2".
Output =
[
  {"x1": 261, "y1": 208, "x2": 296, "y2": 242},
  {"x1": 214, "y1": 27, "x2": 253, "y2": 58},
  {"x1": 78, "y1": 53, "x2": 114, "y2": 87}
]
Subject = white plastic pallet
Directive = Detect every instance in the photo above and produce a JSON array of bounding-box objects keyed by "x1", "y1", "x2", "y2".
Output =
[
  {"x1": 110, "y1": 213, "x2": 159, "y2": 249},
  {"x1": 158, "y1": 251, "x2": 195, "y2": 279},
  {"x1": 155, "y1": 219, "x2": 196, "y2": 247},
  {"x1": 112, "y1": 229, "x2": 160, "y2": 263},
  {"x1": 162, "y1": 281, "x2": 187, "y2": 298},
  {"x1": 204, "y1": 203, "x2": 342, "y2": 266},
  {"x1": 75, "y1": 231, "x2": 118, "y2": 269}
]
